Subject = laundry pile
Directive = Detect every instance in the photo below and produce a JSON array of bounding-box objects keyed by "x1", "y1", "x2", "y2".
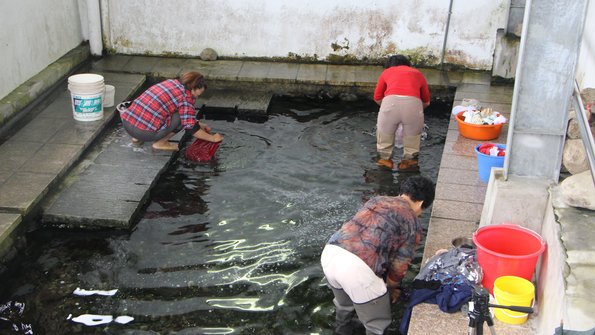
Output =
[
  {"x1": 452, "y1": 99, "x2": 507, "y2": 125},
  {"x1": 399, "y1": 246, "x2": 483, "y2": 334},
  {"x1": 477, "y1": 143, "x2": 506, "y2": 157}
]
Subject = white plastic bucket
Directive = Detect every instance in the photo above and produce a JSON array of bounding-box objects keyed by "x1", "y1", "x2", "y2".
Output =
[
  {"x1": 68, "y1": 73, "x2": 105, "y2": 121},
  {"x1": 103, "y1": 84, "x2": 115, "y2": 108}
]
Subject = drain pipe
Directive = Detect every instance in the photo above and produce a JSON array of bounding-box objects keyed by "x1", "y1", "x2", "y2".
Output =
[
  {"x1": 87, "y1": 0, "x2": 103, "y2": 56},
  {"x1": 440, "y1": 0, "x2": 454, "y2": 70}
]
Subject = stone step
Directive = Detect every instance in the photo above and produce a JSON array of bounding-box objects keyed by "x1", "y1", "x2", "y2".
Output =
[
  {"x1": 198, "y1": 87, "x2": 273, "y2": 116},
  {"x1": 41, "y1": 127, "x2": 174, "y2": 229}
]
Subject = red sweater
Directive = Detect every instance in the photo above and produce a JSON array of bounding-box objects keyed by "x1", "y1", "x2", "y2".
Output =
[{"x1": 373, "y1": 66, "x2": 430, "y2": 103}]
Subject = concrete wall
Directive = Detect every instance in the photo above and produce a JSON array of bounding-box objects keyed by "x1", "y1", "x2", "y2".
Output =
[
  {"x1": 102, "y1": 0, "x2": 508, "y2": 70},
  {"x1": 576, "y1": 0, "x2": 594, "y2": 90},
  {"x1": 0, "y1": 0, "x2": 84, "y2": 99}
]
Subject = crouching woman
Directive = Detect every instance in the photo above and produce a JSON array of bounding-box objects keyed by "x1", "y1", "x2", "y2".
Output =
[{"x1": 118, "y1": 71, "x2": 223, "y2": 151}]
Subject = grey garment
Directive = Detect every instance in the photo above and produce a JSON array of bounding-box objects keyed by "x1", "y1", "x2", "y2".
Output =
[
  {"x1": 414, "y1": 247, "x2": 482, "y2": 286},
  {"x1": 330, "y1": 286, "x2": 391, "y2": 335},
  {"x1": 118, "y1": 102, "x2": 184, "y2": 142},
  {"x1": 554, "y1": 327, "x2": 595, "y2": 335}
]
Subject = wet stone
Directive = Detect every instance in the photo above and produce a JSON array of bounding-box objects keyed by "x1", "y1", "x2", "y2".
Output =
[
  {"x1": 41, "y1": 127, "x2": 175, "y2": 229},
  {"x1": 200, "y1": 48, "x2": 218, "y2": 61}
]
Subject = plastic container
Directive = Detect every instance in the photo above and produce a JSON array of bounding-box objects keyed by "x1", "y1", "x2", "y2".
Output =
[
  {"x1": 68, "y1": 73, "x2": 105, "y2": 121},
  {"x1": 456, "y1": 111, "x2": 503, "y2": 140},
  {"x1": 475, "y1": 143, "x2": 505, "y2": 182},
  {"x1": 473, "y1": 223, "x2": 545, "y2": 294},
  {"x1": 103, "y1": 84, "x2": 115, "y2": 108},
  {"x1": 493, "y1": 276, "x2": 535, "y2": 324}
]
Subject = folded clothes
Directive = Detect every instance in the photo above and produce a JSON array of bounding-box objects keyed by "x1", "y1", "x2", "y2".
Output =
[{"x1": 399, "y1": 284, "x2": 473, "y2": 334}]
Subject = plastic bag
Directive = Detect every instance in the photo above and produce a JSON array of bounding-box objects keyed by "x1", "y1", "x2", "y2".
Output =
[{"x1": 184, "y1": 138, "x2": 221, "y2": 162}]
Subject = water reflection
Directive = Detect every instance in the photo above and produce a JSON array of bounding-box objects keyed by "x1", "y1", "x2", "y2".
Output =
[{"x1": 0, "y1": 96, "x2": 450, "y2": 334}]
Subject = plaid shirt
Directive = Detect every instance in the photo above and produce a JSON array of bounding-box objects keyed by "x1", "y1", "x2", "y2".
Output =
[
  {"x1": 327, "y1": 196, "x2": 422, "y2": 285},
  {"x1": 121, "y1": 79, "x2": 197, "y2": 131}
]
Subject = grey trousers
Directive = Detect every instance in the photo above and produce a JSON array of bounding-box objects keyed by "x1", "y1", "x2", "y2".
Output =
[
  {"x1": 118, "y1": 102, "x2": 183, "y2": 142},
  {"x1": 330, "y1": 286, "x2": 391, "y2": 335}
]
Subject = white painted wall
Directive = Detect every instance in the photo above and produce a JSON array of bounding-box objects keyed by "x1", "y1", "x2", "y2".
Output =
[
  {"x1": 0, "y1": 0, "x2": 83, "y2": 99},
  {"x1": 103, "y1": 0, "x2": 508, "y2": 70},
  {"x1": 576, "y1": 0, "x2": 594, "y2": 90}
]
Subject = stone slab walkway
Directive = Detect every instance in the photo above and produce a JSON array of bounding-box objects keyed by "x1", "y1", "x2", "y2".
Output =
[
  {"x1": 0, "y1": 70, "x2": 145, "y2": 259},
  {"x1": 42, "y1": 127, "x2": 172, "y2": 228},
  {"x1": 407, "y1": 83, "x2": 532, "y2": 335}
]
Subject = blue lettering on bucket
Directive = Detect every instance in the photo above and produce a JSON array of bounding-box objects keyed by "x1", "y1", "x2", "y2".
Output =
[{"x1": 73, "y1": 96, "x2": 103, "y2": 114}]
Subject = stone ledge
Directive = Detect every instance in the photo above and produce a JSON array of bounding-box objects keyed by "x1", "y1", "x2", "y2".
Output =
[{"x1": 0, "y1": 213, "x2": 22, "y2": 261}]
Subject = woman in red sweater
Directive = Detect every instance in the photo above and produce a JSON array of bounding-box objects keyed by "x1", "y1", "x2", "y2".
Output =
[{"x1": 373, "y1": 55, "x2": 430, "y2": 171}]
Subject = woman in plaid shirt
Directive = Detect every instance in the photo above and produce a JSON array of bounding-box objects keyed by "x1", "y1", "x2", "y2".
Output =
[
  {"x1": 321, "y1": 175, "x2": 435, "y2": 335},
  {"x1": 119, "y1": 71, "x2": 223, "y2": 151}
]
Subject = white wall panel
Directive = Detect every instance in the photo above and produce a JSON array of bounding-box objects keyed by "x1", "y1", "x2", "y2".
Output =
[
  {"x1": 0, "y1": 0, "x2": 83, "y2": 98},
  {"x1": 104, "y1": 0, "x2": 508, "y2": 70}
]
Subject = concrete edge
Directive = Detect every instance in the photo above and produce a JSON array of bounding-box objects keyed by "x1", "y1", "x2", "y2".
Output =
[{"x1": 0, "y1": 213, "x2": 23, "y2": 262}]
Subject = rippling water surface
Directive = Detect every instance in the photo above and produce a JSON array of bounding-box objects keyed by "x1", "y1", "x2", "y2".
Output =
[{"x1": 0, "y1": 96, "x2": 451, "y2": 334}]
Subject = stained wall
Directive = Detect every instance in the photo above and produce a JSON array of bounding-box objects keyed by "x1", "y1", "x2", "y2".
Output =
[{"x1": 102, "y1": 0, "x2": 508, "y2": 70}]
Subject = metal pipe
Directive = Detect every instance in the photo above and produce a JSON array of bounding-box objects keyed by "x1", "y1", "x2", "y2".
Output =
[
  {"x1": 440, "y1": 0, "x2": 454, "y2": 70},
  {"x1": 572, "y1": 80, "x2": 595, "y2": 185}
]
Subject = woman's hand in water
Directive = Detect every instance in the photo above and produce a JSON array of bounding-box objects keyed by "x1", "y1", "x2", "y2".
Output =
[
  {"x1": 194, "y1": 128, "x2": 223, "y2": 142},
  {"x1": 199, "y1": 122, "x2": 212, "y2": 133},
  {"x1": 211, "y1": 133, "x2": 224, "y2": 142}
]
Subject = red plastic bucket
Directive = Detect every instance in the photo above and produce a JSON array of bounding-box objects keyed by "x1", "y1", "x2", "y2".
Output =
[{"x1": 473, "y1": 224, "x2": 546, "y2": 294}]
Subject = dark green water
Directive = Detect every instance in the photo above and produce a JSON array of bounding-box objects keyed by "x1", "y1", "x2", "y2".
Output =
[{"x1": 0, "y1": 95, "x2": 451, "y2": 334}]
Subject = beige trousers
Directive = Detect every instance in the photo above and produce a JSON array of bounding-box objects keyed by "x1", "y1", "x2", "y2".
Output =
[{"x1": 376, "y1": 95, "x2": 424, "y2": 160}]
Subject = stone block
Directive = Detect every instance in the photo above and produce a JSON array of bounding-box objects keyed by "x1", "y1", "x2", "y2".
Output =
[
  {"x1": 353, "y1": 65, "x2": 382, "y2": 87},
  {"x1": 178, "y1": 58, "x2": 216, "y2": 77},
  {"x1": 48, "y1": 119, "x2": 101, "y2": 145},
  {"x1": 205, "y1": 61, "x2": 243, "y2": 81},
  {"x1": 431, "y1": 199, "x2": 483, "y2": 222},
  {"x1": 435, "y1": 183, "x2": 487, "y2": 204},
  {"x1": 0, "y1": 172, "x2": 54, "y2": 214},
  {"x1": 237, "y1": 62, "x2": 272, "y2": 83},
  {"x1": 20, "y1": 143, "x2": 82, "y2": 175},
  {"x1": 326, "y1": 65, "x2": 356, "y2": 86},
  {"x1": 9, "y1": 117, "x2": 68, "y2": 143},
  {"x1": 149, "y1": 58, "x2": 186, "y2": 78},
  {"x1": 43, "y1": 195, "x2": 141, "y2": 229},
  {"x1": 124, "y1": 56, "x2": 160, "y2": 74},
  {"x1": 266, "y1": 63, "x2": 299, "y2": 83},
  {"x1": 92, "y1": 55, "x2": 133, "y2": 72},
  {"x1": 437, "y1": 167, "x2": 481, "y2": 186},
  {"x1": 0, "y1": 140, "x2": 45, "y2": 172},
  {"x1": 439, "y1": 154, "x2": 478, "y2": 171},
  {"x1": 296, "y1": 64, "x2": 328, "y2": 85}
]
